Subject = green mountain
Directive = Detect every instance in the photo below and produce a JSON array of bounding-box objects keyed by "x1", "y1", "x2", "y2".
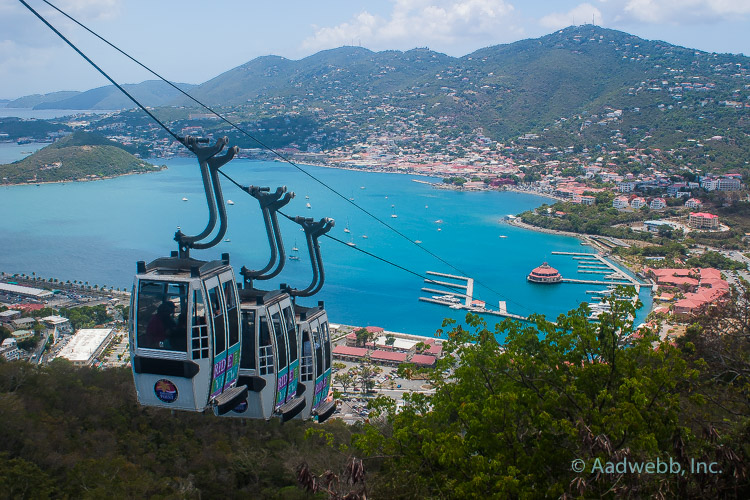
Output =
[
  {"x1": 5, "y1": 91, "x2": 81, "y2": 108},
  {"x1": 0, "y1": 131, "x2": 159, "y2": 184},
  {"x1": 7, "y1": 80, "x2": 195, "y2": 110},
  {"x1": 179, "y1": 25, "x2": 749, "y2": 146}
]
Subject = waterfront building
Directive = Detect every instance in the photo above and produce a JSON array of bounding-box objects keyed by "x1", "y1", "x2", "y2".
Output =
[
  {"x1": 689, "y1": 212, "x2": 719, "y2": 230},
  {"x1": 0, "y1": 282, "x2": 53, "y2": 301},
  {"x1": 332, "y1": 345, "x2": 367, "y2": 362},
  {"x1": 527, "y1": 263, "x2": 563, "y2": 284},
  {"x1": 370, "y1": 350, "x2": 408, "y2": 367},
  {"x1": 55, "y1": 328, "x2": 114, "y2": 367}
]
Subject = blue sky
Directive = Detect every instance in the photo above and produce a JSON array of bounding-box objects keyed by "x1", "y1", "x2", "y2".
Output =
[{"x1": 1, "y1": 0, "x2": 749, "y2": 99}]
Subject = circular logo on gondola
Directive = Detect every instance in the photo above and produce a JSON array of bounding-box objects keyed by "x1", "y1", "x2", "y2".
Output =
[
  {"x1": 232, "y1": 401, "x2": 248, "y2": 413},
  {"x1": 154, "y1": 379, "x2": 178, "y2": 403}
]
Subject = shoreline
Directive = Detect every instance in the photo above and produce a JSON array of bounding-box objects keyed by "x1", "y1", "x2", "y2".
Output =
[
  {"x1": 1, "y1": 166, "x2": 165, "y2": 187},
  {"x1": 507, "y1": 218, "x2": 655, "y2": 319}
]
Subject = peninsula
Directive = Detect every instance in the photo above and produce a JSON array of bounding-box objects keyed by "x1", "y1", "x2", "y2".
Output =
[{"x1": 0, "y1": 131, "x2": 161, "y2": 185}]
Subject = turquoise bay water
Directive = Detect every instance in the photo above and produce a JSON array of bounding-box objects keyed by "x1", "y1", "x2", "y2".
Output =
[{"x1": 0, "y1": 155, "x2": 651, "y2": 337}]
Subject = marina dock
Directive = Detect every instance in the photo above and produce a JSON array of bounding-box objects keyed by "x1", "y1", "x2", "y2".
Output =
[
  {"x1": 420, "y1": 271, "x2": 528, "y2": 321},
  {"x1": 551, "y1": 251, "x2": 642, "y2": 293}
]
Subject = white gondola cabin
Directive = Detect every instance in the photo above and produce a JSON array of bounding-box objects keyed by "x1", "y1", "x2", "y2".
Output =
[
  {"x1": 129, "y1": 254, "x2": 246, "y2": 414},
  {"x1": 295, "y1": 302, "x2": 335, "y2": 422},
  {"x1": 226, "y1": 287, "x2": 306, "y2": 421}
]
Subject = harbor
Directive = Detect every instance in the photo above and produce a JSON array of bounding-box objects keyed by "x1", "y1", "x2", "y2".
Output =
[
  {"x1": 419, "y1": 271, "x2": 529, "y2": 321},
  {"x1": 419, "y1": 252, "x2": 644, "y2": 324}
]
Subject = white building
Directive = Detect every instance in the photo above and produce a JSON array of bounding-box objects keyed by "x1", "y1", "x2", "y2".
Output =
[
  {"x1": 630, "y1": 197, "x2": 646, "y2": 209},
  {"x1": 41, "y1": 315, "x2": 72, "y2": 334},
  {"x1": 0, "y1": 310, "x2": 21, "y2": 323},
  {"x1": 1, "y1": 338, "x2": 21, "y2": 361},
  {"x1": 618, "y1": 182, "x2": 636, "y2": 193},
  {"x1": 56, "y1": 328, "x2": 114, "y2": 367},
  {"x1": 685, "y1": 198, "x2": 702, "y2": 209},
  {"x1": 613, "y1": 196, "x2": 630, "y2": 210},
  {"x1": 0, "y1": 283, "x2": 53, "y2": 300},
  {"x1": 650, "y1": 198, "x2": 666, "y2": 210},
  {"x1": 702, "y1": 177, "x2": 742, "y2": 192}
]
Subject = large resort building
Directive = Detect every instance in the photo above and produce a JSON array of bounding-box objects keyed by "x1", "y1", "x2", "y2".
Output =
[
  {"x1": 689, "y1": 212, "x2": 719, "y2": 230},
  {"x1": 527, "y1": 262, "x2": 562, "y2": 284}
]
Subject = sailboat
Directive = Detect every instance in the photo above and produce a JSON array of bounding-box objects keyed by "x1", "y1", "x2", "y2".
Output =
[
  {"x1": 289, "y1": 241, "x2": 300, "y2": 260},
  {"x1": 344, "y1": 218, "x2": 351, "y2": 233},
  {"x1": 391, "y1": 204, "x2": 398, "y2": 218}
]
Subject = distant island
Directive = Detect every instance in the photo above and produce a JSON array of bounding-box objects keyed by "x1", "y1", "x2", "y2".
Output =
[{"x1": 0, "y1": 131, "x2": 162, "y2": 184}]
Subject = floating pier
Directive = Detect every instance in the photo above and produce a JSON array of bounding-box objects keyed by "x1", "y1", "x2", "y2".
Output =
[
  {"x1": 550, "y1": 251, "x2": 642, "y2": 293},
  {"x1": 420, "y1": 271, "x2": 528, "y2": 321}
]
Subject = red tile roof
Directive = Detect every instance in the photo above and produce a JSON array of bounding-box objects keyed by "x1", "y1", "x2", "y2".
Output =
[
  {"x1": 410, "y1": 354, "x2": 437, "y2": 366},
  {"x1": 370, "y1": 350, "x2": 408, "y2": 362},
  {"x1": 332, "y1": 345, "x2": 367, "y2": 357}
]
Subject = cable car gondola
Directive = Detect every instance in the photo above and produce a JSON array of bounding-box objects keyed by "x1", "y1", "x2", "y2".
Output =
[
  {"x1": 221, "y1": 185, "x2": 305, "y2": 421},
  {"x1": 129, "y1": 137, "x2": 246, "y2": 415},
  {"x1": 295, "y1": 302, "x2": 335, "y2": 422}
]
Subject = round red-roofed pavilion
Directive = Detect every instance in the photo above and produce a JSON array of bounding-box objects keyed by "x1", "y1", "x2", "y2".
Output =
[{"x1": 527, "y1": 262, "x2": 562, "y2": 284}]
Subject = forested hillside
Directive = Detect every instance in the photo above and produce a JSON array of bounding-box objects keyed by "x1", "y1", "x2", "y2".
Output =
[
  {"x1": 0, "y1": 131, "x2": 159, "y2": 184},
  {"x1": 1, "y1": 293, "x2": 748, "y2": 498}
]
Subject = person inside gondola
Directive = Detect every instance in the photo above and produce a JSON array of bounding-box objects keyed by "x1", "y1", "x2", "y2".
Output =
[{"x1": 146, "y1": 301, "x2": 177, "y2": 349}]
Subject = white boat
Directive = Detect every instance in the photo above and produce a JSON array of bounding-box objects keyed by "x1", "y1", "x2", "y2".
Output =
[
  {"x1": 437, "y1": 228, "x2": 442, "y2": 232},
  {"x1": 391, "y1": 205, "x2": 398, "y2": 218},
  {"x1": 306, "y1": 202, "x2": 311, "y2": 209},
  {"x1": 499, "y1": 235, "x2": 507, "y2": 238},
  {"x1": 361, "y1": 235, "x2": 368, "y2": 239},
  {"x1": 224, "y1": 238, "x2": 231, "y2": 242},
  {"x1": 182, "y1": 197, "x2": 188, "y2": 201},
  {"x1": 415, "y1": 240, "x2": 422, "y2": 244},
  {"x1": 434, "y1": 219, "x2": 443, "y2": 224},
  {"x1": 360, "y1": 186, "x2": 365, "y2": 189},
  {"x1": 344, "y1": 218, "x2": 351, "y2": 233},
  {"x1": 346, "y1": 241, "x2": 356, "y2": 247},
  {"x1": 227, "y1": 200, "x2": 234, "y2": 205},
  {"x1": 289, "y1": 242, "x2": 300, "y2": 260}
]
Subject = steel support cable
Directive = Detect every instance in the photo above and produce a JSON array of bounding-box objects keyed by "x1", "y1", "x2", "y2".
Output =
[
  {"x1": 224, "y1": 170, "x2": 536, "y2": 315},
  {"x1": 274, "y1": 210, "x2": 465, "y2": 291},
  {"x1": 18, "y1": 0, "x2": 181, "y2": 145},
  {"x1": 24, "y1": 0, "x2": 535, "y2": 315}
]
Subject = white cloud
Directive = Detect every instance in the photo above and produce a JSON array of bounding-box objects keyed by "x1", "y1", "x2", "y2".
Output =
[
  {"x1": 539, "y1": 3, "x2": 603, "y2": 30},
  {"x1": 616, "y1": 0, "x2": 750, "y2": 24},
  {"x1": 302, "y1": 0, "x2": 518, "y2": 54}
]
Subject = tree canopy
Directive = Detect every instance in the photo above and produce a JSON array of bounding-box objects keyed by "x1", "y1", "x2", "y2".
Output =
[{"x1": 353, "y1": 292, "x2": 749, "y2": 498}]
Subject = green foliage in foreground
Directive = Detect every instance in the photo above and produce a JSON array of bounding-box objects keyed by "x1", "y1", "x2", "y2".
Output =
[
  {"x1": 354, "y1": 291, "x2": 749, "y2": 498},
  {"x1": 0, "y1": 360, "x2": 356, "y2": 499},
  {"x1": 1, "y1": 290, "x2": 748, "y2": 498}
]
